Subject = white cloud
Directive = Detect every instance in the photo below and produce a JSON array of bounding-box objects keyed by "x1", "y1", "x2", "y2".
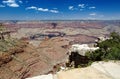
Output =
[
  {"x1": 68, "y1": 4, "x2": 86, "y2": 11},
  {"x1": 2, "y1": 0, "x2": 19, "y2": 7},
  {"x1": 38, "y1": 8, "x2": 49, "y2": 12},
  {"x1": 26, "y1": 6, "x2": 59, "y2": 13},
  {"x1": 87, "y1": 14, "x2": 104, "y2": 20},
  {"x1": 26, "y1": 6, "x2": 37, "y2": 10},
  {"x1": 78, "y1": 4, "x2": 85, "y2": 8},
  {"x1": 0, "y1": 5, "x2": 5, "y2": 7},
  {"x1": 69, "y1": 6, "x2": 74, "y2": 10},
  {"x1": 50, "y1": 10, "x2": 59, "y2": 13},
  {"x1": 89, "y1": 6, "x2": 96, "y2": 9},
  {"x1": 89, "y1": 13, "x2": 96, "y2": 16},
  {"x1": 8, "y1": 3, "x2": 19, "y2": 7},
  {"x1": 3, "y1": 0, "x2": 14, "y2": 3}
]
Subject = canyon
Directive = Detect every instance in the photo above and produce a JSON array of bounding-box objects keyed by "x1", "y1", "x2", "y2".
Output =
[{"x1": 0, "y1": 20, "x2": 120, "y2": 79}]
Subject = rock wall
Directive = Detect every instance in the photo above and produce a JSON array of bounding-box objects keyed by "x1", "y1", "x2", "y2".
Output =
[{"x1": 0, "y1": 37, "x2": 69, "y2": 79}]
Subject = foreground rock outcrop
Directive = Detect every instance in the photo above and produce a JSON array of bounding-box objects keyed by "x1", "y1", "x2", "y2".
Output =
[
  {"x1": 57, "y1": 61, "x2": 120, "y2": 79},
  {"x1": 25, "y1": 61, "x2": 120, "y2": 79}
]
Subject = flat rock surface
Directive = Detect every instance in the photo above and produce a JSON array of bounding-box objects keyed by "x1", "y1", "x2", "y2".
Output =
[
  {"x1": 91, "y1": 61, "x2": 120, "y2": 79},
  {"x1": 57, "y1": 61, "x2": 120, "y2": 79},
  {"x1": 26, "y1": 74, "x2": 53, "y2": 79},
  {"x1": 57, "y1": 67, "x2": 111, "y2": 79}
]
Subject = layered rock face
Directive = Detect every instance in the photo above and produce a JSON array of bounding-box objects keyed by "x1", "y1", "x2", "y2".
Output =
[{"x1": 0, "y1": 37, "x2": 69, "y2": 79}]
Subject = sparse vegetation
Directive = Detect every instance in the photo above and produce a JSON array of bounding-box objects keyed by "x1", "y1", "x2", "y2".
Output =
[
  {"x1": 0, "y1": 24, "x2": 17, "y2": 52},
  {"x1": 86, "y1": 32, "x2": 120, "y2": 63},
  {"x1": 0, "y1": 39, "x2": 19, "y2": 52},
  {"x1": 0, "y1": 23, "x2": 6, "y2": 31}
]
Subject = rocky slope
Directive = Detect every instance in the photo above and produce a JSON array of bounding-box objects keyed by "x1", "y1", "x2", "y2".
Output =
[{"x1": 0, "y1": 37, "x2": 69, "y2": 79}]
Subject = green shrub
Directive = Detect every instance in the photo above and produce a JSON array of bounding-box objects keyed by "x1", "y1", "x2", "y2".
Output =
[{"x1": 86, "y1": 32, "x2": 120, "y2": 61}]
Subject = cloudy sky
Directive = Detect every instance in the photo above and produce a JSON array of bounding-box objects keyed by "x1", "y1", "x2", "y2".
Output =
[{"x1": 0, "y1": 0, "x2": 120, "y2": 20}]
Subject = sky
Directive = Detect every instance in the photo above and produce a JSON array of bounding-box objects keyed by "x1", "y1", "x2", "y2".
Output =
[{"x1": 0, "y1": 0, "x2": 120, "y2": 20}]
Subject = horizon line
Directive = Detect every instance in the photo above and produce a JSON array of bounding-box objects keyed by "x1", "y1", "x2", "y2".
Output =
[{"x1": 0, "y1": 19, "x2": 120, "y2": 21}]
